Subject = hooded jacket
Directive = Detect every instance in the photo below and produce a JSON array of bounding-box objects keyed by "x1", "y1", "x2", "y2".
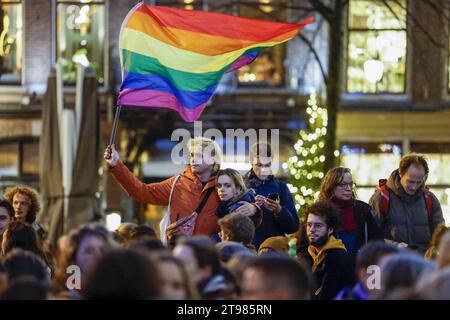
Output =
[
  {"x1": 302, "y1": 236, "x2": 355, "y2": 300},
  {"x1": 110, "y1": 160, "x2": 220, "y2": 236},
  {"x1": 369, "y1": 169, "x2": 444, "y2": 254}
]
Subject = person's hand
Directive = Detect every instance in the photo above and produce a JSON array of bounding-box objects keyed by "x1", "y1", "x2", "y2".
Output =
[
  {"x1": 255, "y1": 195, "x2": 266, "y2": 207},
  {"x1": 264, "y1": 198, "x2": 282, "y2": 214},
  {"x1": 104, "y1": 144, "x2": 119, "y2": 167},
  {"x1": 235, "y1": 201, "x2": 257, "y2": 217},
  {"x1": 397, "y1": 242, "x2": 408, "y2": 249}
]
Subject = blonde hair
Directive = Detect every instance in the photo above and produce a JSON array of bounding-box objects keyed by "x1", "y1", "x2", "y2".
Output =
[
  {"x1": 188, "y1": 137, "x2": 222, "y2": 173},
  {"x1": 216, "y1": 168, "x2": 247, "y2": 201}
]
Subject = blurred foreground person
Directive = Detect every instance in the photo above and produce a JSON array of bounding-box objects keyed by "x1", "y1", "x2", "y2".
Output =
[
  {"x1": 156, "y1": 253, "x2": 199, "y2": 299},
  {"x1": 173, "y1": 236, "x2": 237, "y2": 299},
  {"x1": 54, "y1": 224, "x2": 112, "y2": 299},
  {"x1": 241, "y1": 256, "x2": 311, "y2": 300},
  {"x1": 82, "y1": 249, "x2": 160, "y2": 299}
]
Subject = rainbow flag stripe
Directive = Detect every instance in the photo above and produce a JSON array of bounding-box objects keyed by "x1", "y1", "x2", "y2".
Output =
[{"x1": 118, "y1": 3, "x2": 313, "y2": 122}]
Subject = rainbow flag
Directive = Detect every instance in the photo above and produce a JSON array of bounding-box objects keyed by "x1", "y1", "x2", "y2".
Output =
[{"x1": 118, "y1": 3, "x2": 313, "y2": 122}]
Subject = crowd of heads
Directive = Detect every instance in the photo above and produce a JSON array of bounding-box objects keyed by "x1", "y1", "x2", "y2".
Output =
[{"x1": 0, "y1": 147, "x2": 449, "y2": 300}]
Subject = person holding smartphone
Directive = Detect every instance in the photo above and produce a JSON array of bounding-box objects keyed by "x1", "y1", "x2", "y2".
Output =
[{"x1": 244, "y1": 142, "x2": 299, "y2": 250}]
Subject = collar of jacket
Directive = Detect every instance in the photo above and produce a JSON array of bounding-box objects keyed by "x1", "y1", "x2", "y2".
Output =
[
  {"x1": 244, "y1": 169, "x2": 275, "y2": 188},
  {"x1": 308, "y1": 235, "x2": 346, "y2": 272},
  {"x1": 182, "y1": 166, "x2": 217, "y2": 191}
]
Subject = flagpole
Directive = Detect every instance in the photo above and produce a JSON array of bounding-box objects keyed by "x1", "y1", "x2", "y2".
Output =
[{"x1": 108, "y1": 104, "x2": 122, "y2": 150}]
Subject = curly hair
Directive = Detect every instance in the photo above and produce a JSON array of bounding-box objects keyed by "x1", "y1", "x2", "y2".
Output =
[
  {"x1": 3, "y1": 186, "x2": 41, "y2": 224},
  {"x1": 303, "y1": 200, "x2": 341, "y2": 230}
]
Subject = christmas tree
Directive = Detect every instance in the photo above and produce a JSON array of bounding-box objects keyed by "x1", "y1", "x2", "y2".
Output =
[{"x1": 284, "y1": 93, "x2": 337, "y2": 213}]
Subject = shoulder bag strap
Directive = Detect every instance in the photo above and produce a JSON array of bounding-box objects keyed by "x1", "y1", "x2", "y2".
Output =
[
  {"x1": 195, "y1": 187, "x2": 215, "y2": 215},
  {"x1": 168, "y1": 175, "x2": 181, "y2": 210}
]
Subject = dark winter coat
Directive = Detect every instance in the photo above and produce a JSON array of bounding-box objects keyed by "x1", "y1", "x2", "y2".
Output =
[
  {"x1": 216, "y1": 190, "x2": 262, "y2": 226},
  {"x1": 244, "y1": 170, "x2": 299, "y2": 250},
  {"x1": 299, "y1": 238, "x2": 356, "y2": 300},
  {"x1": 338, "y1": 200, "x2": 383, "y2": 256},
  {"x1": 369, "y1": 169, "x2": 444, "y2": 254}
]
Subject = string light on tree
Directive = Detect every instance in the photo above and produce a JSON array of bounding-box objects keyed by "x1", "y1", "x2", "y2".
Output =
[{"x1": 285, "y1": 92, "x2": 330, "y2": 212}]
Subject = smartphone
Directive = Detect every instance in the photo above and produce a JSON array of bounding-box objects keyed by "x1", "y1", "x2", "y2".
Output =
[{"x1": 267, "y1": 193, "x2": 279, "y2": 201}]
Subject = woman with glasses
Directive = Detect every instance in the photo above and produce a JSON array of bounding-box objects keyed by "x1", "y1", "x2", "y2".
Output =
[{"x1": 319, "y1": 167, "x2": 382, "y2": 258}]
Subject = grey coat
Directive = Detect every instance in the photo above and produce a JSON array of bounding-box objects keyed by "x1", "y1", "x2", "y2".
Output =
[{"x1": 369, "y1": 169, "x2": 445, "y2": 254}]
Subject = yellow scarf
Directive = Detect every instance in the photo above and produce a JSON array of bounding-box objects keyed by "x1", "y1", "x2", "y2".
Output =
[{"x1": 308, "y1": 235, "x2": 346, "y2": 272}]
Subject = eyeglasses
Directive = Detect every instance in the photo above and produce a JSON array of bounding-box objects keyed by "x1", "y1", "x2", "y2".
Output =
[{"x1": 337, "y1": 182, "x2": 356, "y2": 189}]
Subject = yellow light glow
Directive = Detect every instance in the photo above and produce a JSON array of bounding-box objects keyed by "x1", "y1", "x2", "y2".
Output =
[{"x1": 260, "y1": 5, "x2": 274, "y2": 13}]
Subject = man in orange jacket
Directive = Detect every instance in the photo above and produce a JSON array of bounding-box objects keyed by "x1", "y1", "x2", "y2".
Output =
[{"x1": 104, "y1": 137, "x2": 258, "y2": 239}]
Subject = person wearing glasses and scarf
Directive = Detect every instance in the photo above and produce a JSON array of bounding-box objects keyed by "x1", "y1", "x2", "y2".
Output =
[{"x1": 319, "y1": 167, "x2": 382, "y2": 258}]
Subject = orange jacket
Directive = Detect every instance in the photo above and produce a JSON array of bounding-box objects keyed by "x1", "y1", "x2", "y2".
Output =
[{"x1": 109, "y1": 161, "x2": 220, "y2": 236}]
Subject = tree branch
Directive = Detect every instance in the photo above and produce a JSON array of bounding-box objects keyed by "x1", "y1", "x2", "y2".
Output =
[
  {"x1": 228, "y1": 1, "x2": 327, "y2": 85},
  {"x1": 298, "y1": 18, "x2": 328, "y2": 85},
  {"x1": 304, "y1": 0, "x2": 333, "y2": 22},
  {"x1": 422, "y1": 0, "x2": 449, "y2": 23},
  {"x1": 420, "y1": 0, "x2": 449, "y2": 39},
  {"x1": 386, "y1": 0, "x2": 446, "y2": 50}
]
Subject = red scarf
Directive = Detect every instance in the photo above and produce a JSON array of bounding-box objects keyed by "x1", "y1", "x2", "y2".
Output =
[{"x1": 332, "y1": 197, "x2": 357, "y2": 232}]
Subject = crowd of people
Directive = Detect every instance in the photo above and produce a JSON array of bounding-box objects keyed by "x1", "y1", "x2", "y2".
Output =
[{"x1": 0, "y1": 137, "x2": 448, "y2": 300}]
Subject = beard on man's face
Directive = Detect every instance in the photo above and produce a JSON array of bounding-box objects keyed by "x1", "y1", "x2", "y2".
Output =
[{"x1": 308, "y1": 233, "x2": 329, "y2": 248}]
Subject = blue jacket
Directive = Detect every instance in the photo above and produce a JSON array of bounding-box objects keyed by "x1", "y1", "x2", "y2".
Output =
[
  {"x1": 244, "y1": 170, "x2": 299, "y2": 249},
  {"x1": 216, "y1": 190, "x2": 262, "y2": 227},
  {"x1": 334, "y1": 282, "x2": 369, "y2": 300}
]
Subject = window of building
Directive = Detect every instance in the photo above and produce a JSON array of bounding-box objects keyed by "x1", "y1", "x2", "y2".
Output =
[
  {"x1": 347, "y1": 0, "x2": 407, "y2": 94},
  {"x1": 236, "y1": 0, "x2": 287, "y2": 87},
  {"x1": 56, "y1": 0, "x2": 106, "y2": 85},
  {"x1": 160, "y1": 0, "x2": 205, "y2": 10},
  {"x1": 0, "y1": 0, "x2": 23, "y2": 84},
  {"x1": 0, "y1": 138, "x2": 39, "y2": 179},
  {"x1": 0, "y1": 142, "x2": 19, "y2": 176},
  {"x1": 340, "y1": 142, "x2": 402, "y2": 202},
  {"x1": 411, "y1": 142, "x2": 450, "y2": 224}
]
